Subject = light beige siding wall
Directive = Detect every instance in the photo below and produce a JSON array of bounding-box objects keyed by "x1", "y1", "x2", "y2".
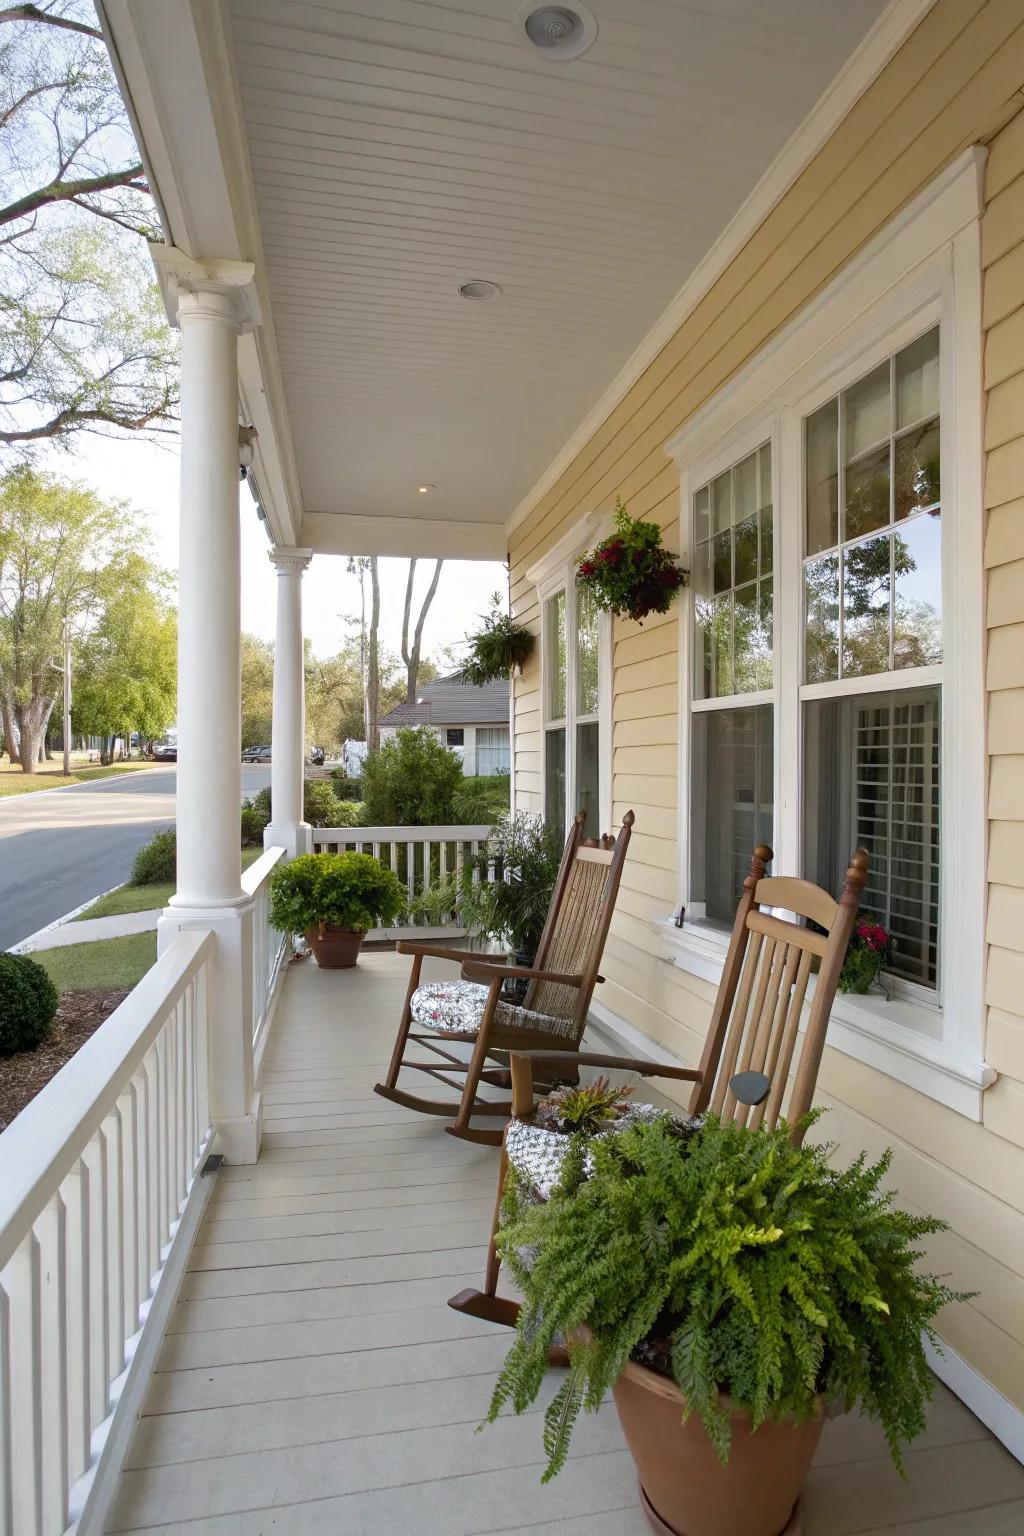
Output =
[{"x1": 509, "y1": 0, "x2": 1024, "y2": 1414}]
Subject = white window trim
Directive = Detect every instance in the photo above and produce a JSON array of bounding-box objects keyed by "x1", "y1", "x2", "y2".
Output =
[
  {"x1": 527, "y1": 515, "x2": 614, "y2": 836},
  {"x1": 656, "y1": 147, "x2": 991, "y2": 1119}
]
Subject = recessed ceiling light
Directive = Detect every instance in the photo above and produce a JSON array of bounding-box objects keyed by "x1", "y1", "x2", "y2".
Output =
[
  {"x1": 518, "y1": 3, "x2": 596, "y2": 60},
  {"x1": 416, "y1": 484, "x2": 435, "y2": 494},
  {"x1": 458, "y1": 279, "x2": 502, "y2": 302}
]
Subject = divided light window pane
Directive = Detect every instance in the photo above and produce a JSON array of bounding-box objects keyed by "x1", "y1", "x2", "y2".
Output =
[
  {"x1": 693, "y1": 442, "x2": 773, "y2": 699},
  {"x1": 545, "y1": 590, "x2": 566, "y2": 720},
  {"x1": 691, "y1": 705, "x2": 774, "y2": 925},
  {"x1": 804, "y1": 689, "x2": 940, "y2": 989},
  {"x1": 803, "y1": 329, "x2": 941, "y2": 683},
  {"x1": 576, "y1": 583, "x2": 599, "y2": 717}
]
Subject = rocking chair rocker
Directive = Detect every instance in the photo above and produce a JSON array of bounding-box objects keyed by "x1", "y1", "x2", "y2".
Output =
[
  {"x1": 373, "y1": 809, "x2": 634, "y2": 1146},
  {"x1": 449, "y1": 842, "x2": 869, "y2": 1326}
]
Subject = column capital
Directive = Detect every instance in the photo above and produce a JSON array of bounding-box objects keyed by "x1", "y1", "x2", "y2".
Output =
[
  {"x1": 268, "y1": 546, "x2": 313, "y2": 576},
  {"x1": 149, "y1": 243, "x2": 261, "y2": 331}
]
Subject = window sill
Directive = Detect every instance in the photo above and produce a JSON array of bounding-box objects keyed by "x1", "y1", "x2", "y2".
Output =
[{"x1": 649, "y1": 917, "x2": 996, "y2": 1120}]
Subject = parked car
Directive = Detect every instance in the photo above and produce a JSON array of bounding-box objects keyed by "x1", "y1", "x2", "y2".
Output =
[
  {"x1": 242, "y1": 744, "x2": 271, "y2": 762},
  {"x1": 151, "y1": 741, "x2": 177, "y2": 762}
]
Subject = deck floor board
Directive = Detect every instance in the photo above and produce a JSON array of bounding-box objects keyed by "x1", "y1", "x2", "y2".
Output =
[{"x1": 108, "y1": 952, "x2": 1024, "y2": 1533}]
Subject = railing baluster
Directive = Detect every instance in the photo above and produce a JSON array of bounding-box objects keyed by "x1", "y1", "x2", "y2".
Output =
[
  {"x1": 36, "y1": 1196, "x2": 67, "y2": 1535},
  {"x1": 4, "y1": 1234, "x2": 43, "y2": 1536},
  {"x1": 0, "y1": 1278, "x2": 14, "y2": 1536},
  {"x1": 83, "y1": 1135, "x2": 109, "y2": 1436},
  {"x1": 62, "y1": 1161, "x2": 90, "y2": 1485}
]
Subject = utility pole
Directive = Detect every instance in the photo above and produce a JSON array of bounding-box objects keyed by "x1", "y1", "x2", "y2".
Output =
[{"x1": 62, "y1": 617, "x2": 72, "y2": 777}]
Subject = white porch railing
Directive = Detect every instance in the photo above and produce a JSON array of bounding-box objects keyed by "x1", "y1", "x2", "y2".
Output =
[
  {"x1": 310, "y1": 823, "x2": 494, "y2": 938},
  {"x1": 242, "y1": 844, "x2": 288, "y2": 1052},
  {"x1": 0, "y1": 930, "x2": 215, "y2": 1536}
]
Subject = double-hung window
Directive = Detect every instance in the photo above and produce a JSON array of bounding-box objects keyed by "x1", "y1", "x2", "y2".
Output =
[
  {"x1": 533, "y1": 527, "x2": 612, "y2": 846},
  {"x1": 666, "y1": 152, "x2": 988, "y2": 1115}
]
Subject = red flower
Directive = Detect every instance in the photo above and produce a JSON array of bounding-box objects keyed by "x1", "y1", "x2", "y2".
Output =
[{"x1": 579, "y1": 560, "x2": 594, "y2": 577}]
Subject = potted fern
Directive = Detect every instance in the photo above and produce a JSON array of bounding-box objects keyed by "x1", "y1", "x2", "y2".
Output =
[
  {"x1": 485, "y1": 1113, "x2": 967, "y2": 1536},
  {"x1": 268, "y1": 851, "x2": 405, "y2": 968},
  {"x1": 458, "y1": 594, "x2": 535, "y2": 684}
]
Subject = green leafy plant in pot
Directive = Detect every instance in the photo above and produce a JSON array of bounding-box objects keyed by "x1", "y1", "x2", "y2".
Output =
[
  {"x1": 268, "y1": 851, "x2": 405, "y2": 968},
  {"x1": 459, "y1": 812, "x2": 563, "y2": 998},
  {"x1": 457, "y1": 594, "x2": 535, "y2": 685},
  {"x1": 484, "y1": 1112, "x2": 969, "y2": 1536}
]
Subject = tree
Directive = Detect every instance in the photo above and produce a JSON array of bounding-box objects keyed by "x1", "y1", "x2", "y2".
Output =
[
  {"x1": 72, "y1": 555, "x2": 176, "y2": 760},
  {"x1": 0, "y1": 2, "x2": 177, "y2": 451},
  {"x1": 0, "y1": 463, "x2": 148, "y2": 769},
  {"x1": 400, "y1": 557, "x2": 443, "y2": 703},
  {"x1": 240, "y1": 632, "x2": 274, "y2": 749}
]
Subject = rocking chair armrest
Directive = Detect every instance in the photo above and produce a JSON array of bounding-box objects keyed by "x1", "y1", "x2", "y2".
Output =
[
  {"x1": 510, "y1": 1049, "x2": 703, "y2": 1082},
  {"x1": 460, "y1": 959, "x2": 585, "y2": 987},
  {"x1": 396, "y1": 941, "x2": 487, "y2": 962}
]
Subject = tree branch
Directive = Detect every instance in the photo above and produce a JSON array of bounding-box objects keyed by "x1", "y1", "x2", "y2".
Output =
[
  {"x1": 0, "y1": 5, "x2": 103, "y2": 39},
  {"x1": 0, "y1": 163, "x2": 147, "y2": 228}
]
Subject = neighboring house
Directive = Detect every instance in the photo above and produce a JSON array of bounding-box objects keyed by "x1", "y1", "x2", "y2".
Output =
[{"x1": 378, "y1": 676, "x2": 511, "y2": 776}]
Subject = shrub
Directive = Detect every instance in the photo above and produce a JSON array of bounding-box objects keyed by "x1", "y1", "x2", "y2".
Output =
[
  {"x1": 269, "y1": 851, "x2": 405, "y2": 934},
  {"x1": 331, "y1": 798, "x2": 365, "y2": 828},
  {"x1": 0, "y1": 952, "x2": 59, "y2": 1054},
  {"x1": 251, "y1": 780, "x2": 346, "y2": 829},
  {"x1": 240, "y1": 800, "x2": 265, "y2": 846},
  {"x1": 452, "y1": 772, "x2": 511, "y2": 825},
  {"x1": 486, "y1": 1112, "x2": 970, "y2": 1481},
  {"x1": 360, "y1": 726, "x2": 463, "y2": 826},
  {"x1": 330, "y1": 771, "x2": 363, "y2": 801},
  {"x1": 132, "y1": 828, "x2": 176, "y2": 885}
]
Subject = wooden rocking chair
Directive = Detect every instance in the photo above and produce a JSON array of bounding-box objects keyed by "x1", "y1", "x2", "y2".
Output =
[
  {"x1": 373, "y1": 809, "x2": 634, "y2": 1146},
  {"x1": 449, "y1": 842, "x2": 869, "y2": 1325}
]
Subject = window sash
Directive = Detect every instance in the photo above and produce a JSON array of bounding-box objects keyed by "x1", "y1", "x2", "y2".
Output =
[{"x1": 541, "y1": 573, "x2": 611, "y2": 840}]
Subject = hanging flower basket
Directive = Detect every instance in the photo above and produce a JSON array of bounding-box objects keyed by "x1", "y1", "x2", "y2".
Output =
[
  {"x1": 577, "y1": 498, "x2": 688, "y2": 623},
  {"x1": 458, "y1": 597, "x2": 535, "y2": 684}
]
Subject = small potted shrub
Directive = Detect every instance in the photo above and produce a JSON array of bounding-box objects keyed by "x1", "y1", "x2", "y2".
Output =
[
  {"x1": 577, "y1": 498, "x2": 688, "y2": 623},
  {"x1": 458, "y1": 594, "x2": 535, "y2": 684},
  {"x1": 485, "y1": 1113, "x2": 967, "y2": 1536},
  {"x1": 268, "y1": 851, "x2": 405, "y2": 968},
  {"x1": 839, "y1": 919, "x2": 890, "y2": 994}
]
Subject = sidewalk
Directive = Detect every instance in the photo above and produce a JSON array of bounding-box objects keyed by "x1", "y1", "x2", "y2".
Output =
[{"x1": 14, "y1": 907, "x2": 160, "y2": 953}]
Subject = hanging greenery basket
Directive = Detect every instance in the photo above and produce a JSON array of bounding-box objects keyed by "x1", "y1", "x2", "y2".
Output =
[
  {"x1": 577, "y1": 498, "x2": 688, "y2": 623},
  {"x1": 458, "y1": 597, "x2": 535, "y2": 685}
]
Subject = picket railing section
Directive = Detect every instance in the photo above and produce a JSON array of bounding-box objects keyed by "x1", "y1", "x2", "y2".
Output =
[
  {"x1": 242, "y1": 845, "x2": 288, "y2": 1051},
  {"x1": 310, "y1": 824, "x2": 494, "y2": 937},
  {"x1": 0, "y1": 930, "x2": 215, "y2": 1536}
]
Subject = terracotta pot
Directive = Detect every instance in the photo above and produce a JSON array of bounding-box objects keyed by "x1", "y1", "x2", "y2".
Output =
[
  {"x1": 611, "y1": 1358, "x2": 824, "y2": 1536},
  {"x1": 305, "y1": 926, "x2": 365, "y2": 969}
]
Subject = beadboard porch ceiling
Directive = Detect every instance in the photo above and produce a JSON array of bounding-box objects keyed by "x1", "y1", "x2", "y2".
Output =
[{"x1": 103, "y1": 0, "x2": 895, "y2": 555}]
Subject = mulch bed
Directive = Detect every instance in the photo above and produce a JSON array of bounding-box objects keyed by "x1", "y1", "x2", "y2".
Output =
[{"x1": 0, "y1": 989, "x2": 129, "y2": 1132}]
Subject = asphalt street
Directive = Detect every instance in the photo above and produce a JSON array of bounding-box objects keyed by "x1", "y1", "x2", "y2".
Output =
[{"x1": 0, "y1": 765, "x2": 271, "y2": 952}]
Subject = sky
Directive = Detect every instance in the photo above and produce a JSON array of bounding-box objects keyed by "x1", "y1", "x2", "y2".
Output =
[{"x1": 44, "y1": 433, "x2": 508, "y2": 666}]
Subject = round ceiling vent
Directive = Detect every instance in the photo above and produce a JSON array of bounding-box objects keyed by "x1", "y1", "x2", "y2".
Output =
[
  {"x1": 458, "y1": 279, "x2": 502, "y2": 302},
  {"x1": 518, "y1": 3, "x2": 596, "y2": 61}
]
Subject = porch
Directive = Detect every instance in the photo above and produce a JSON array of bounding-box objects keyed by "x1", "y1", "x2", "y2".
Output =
[{"x1": 105, "y1": 952, "x2": 1024, "y2": 1535}]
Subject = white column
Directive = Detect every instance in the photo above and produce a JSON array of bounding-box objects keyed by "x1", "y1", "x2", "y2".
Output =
[
  {"x1": 153, "y1": 254, "x2": 263, "y2": 1164},
  {"x1": 266, "y1": 548, "x2": 313, "y2": 859}
]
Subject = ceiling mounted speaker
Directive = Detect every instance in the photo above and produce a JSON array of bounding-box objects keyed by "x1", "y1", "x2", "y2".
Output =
[{"x1": 518, "y1": 3, "x2": 596, "y2": 61}]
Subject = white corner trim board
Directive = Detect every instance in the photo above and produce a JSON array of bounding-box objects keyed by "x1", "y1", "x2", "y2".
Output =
[{"x1": 504, "y1": 0, "x2": 938, "y2": 538}]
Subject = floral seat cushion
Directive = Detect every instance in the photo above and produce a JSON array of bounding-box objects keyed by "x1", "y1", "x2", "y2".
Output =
[
  {"x1": 505, "y1": 1104, "x2": 669, "y2": 1200},
  {"x1": 409, "y1": 979, "x2": 578, "y2": 1041}
]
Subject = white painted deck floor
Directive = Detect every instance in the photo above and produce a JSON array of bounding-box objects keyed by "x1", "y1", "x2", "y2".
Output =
[{"x1": 108, "y1": 951, "x2": 1024, "y2": 1535}]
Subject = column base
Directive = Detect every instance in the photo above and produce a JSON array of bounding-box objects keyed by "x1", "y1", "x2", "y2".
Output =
[
  {"x1": 265, "y1": 822, "x2": 312, "y2": 859},
  {"x1": 158, "y1": 899, "x2": 262, "y2": 1164},
  {"x1": 212, "y1": 1096, "x2": 263, "y2": 1164}
]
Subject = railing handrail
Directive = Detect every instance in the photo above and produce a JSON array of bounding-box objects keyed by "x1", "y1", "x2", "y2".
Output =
[
  {"x1": 0, "y1": 928, "x2": 213, "y2": 1270},
  {"x1": 315, "y1": 823, "x2": 492, "y2": 841},
  {"x1": 241, "y1": 842, "x2": 286, "y2": 894}
]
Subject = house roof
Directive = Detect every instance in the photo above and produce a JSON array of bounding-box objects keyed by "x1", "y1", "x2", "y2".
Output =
[{"x1": 379, "y1": 676, "x2": 510, "y2": 729}]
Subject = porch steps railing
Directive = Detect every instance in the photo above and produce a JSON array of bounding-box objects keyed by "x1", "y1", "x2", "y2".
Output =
[
  {"x1": 0, "y1": 930, "x2": 216, "y2": 1536},
  {"x1": 311, "y1": 823, "x2": 494, "y2": 938}
]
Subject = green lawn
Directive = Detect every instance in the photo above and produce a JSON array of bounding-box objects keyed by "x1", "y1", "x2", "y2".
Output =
[
  {"x1": 0, "y1": 760, "x2": 157, "y2": 797},
  {"x1": 73, "y1": 846, "x2": 265, "y2": 922},
  {"x1": 32, "y1": 932, "x2": 158, "y2": 994}
]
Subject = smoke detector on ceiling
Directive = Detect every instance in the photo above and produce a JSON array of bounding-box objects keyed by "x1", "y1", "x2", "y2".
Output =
[{"x1": 518, "y1": 3, "x2": 597, "y2": 61}]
